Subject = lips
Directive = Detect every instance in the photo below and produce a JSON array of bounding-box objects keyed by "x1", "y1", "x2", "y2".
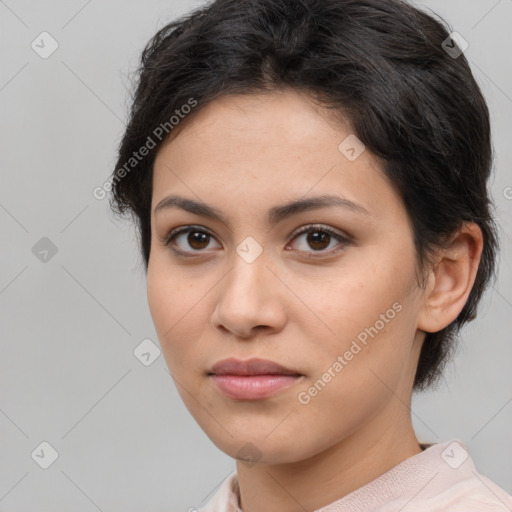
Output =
[
  {"x1": 208, "y1": 358, "x2": 304, "y2": 400},
  {"x1": 209, "y1": 357, "x2": 302, "y2": 376}
]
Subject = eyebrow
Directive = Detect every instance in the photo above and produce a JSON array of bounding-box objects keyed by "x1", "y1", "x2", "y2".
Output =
[{"x1": 154, "y1": 194, "x2": 370, "y2": 227}]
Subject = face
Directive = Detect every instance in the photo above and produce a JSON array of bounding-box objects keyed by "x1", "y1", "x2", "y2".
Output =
[{"x1": 147, "y1": 89, "x2": 426, "y2": 465}]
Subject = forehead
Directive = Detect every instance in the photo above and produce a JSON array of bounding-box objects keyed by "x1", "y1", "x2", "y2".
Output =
[
  {"x1": 160, "y1": 89, "x2": 351, "y2": 154},
  {"x1": 151, "y1": 89, "x2": 405, "y2": 224}
]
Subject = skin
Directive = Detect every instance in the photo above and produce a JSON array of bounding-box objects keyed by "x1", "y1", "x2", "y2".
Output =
[{"x1": 146, "y1": 88, "x2": 483, "y2": 511}]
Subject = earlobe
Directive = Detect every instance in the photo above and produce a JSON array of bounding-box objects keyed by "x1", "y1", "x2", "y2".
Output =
[{"x1": 417, "y1": 223, "x2": 484, "y2": 334}]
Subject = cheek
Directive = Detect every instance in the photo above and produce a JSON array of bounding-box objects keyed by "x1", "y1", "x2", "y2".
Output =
[
  {"x1": 292, "y1": 307, "x2": 415, "y2": 446},
  {"x1": 147, "y1": 250, "x2": 198, "y2": 324},
  {"x1": 146, "y1": 257, "x2": 205, "y2": 369},
  {"x1": 304, "y1": 259, "x2": 419, "y2": 389},
  {"x1": 307, "y1": 264, "x2": 402, "y2": 344}
]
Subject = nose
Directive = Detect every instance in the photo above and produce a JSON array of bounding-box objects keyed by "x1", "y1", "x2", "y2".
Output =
[{"x1": 210, "y1": 251, "x2": 287, "y2": 339}]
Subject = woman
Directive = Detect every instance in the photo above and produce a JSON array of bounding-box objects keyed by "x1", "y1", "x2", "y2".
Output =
[{"x1": 109, "y1": 0, "x2": 511, "y2": 509}]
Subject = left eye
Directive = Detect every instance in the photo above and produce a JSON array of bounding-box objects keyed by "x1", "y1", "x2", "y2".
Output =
[
  {"x1": 164, "y1": 224, "x2": 349, "y2": 256},
  {"x1": 287, "y1": 225, "x2": 349, "y2": 255}
]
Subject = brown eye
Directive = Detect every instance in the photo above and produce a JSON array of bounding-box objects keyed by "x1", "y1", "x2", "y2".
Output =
[
  {"x1": 305, "y1": 231, "x2": 331, "y2": 251},
  {"x1": 288, "y1": 224, "x2": 350, "y2": 256},
  {"x1": 187, "y1": 231, "x2": 210, "y2": 250},
  {"x1": 164, "y1": 224, "x2": 350, "y2": 258},
  {"x1": 165, "y1": 227, "x2": 221, "y2": 254}
]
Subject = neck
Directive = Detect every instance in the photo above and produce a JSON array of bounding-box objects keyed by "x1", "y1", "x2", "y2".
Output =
[{"x1": 235, "y1": 408, "x2": 422, "y2": 512}]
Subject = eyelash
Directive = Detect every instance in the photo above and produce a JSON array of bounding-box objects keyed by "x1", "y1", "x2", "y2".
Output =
[{"x1": 162, "y1": 224, "x2": 351, "y2": 258}]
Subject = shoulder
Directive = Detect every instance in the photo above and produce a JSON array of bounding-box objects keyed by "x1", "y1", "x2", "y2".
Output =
[
  {"x1": 407, "y1": 479, "x2": 512, "y2": 512},
  {"x1": 197, "y1": 472, "x2": 240, "y2": 512},
  {"x1": 382, "y1": 440, "x2": 512, "y2": 512}
]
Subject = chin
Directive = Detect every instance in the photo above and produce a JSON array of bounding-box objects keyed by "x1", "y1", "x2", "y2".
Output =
[{"x1": 207, "y1": 430, "x2": 317, "y2": 466}]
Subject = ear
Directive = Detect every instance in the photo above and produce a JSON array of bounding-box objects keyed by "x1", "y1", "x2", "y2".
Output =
[{"x1": 417, "y1": 222, "x2": 484, "y2": 333}]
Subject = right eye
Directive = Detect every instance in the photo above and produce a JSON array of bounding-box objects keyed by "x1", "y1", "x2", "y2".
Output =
[{"x1": 164, "y1": 226, "x2": 222, "y2": 256}]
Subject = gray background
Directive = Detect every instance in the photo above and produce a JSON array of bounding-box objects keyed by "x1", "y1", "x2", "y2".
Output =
[{"x1": 0, "y1": 0, "x2": 511, "y2": 510}]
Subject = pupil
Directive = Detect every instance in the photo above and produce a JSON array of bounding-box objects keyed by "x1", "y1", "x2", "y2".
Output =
[
  {"x1": 308, "y1": 231, "x2": 329, "y2": 250},
  {"x1": 189, "y1": 231, "x2": 208, "y2": 249}
]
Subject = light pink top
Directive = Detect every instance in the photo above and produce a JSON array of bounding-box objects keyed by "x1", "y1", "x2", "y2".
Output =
[{"x1": 198, "y1": 439, "x2": 512, "y2": 511}]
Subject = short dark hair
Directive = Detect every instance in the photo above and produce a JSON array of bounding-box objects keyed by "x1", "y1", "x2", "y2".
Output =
[{"x1": 109, "y1": 0, "x2": 499, "y2": 391}]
